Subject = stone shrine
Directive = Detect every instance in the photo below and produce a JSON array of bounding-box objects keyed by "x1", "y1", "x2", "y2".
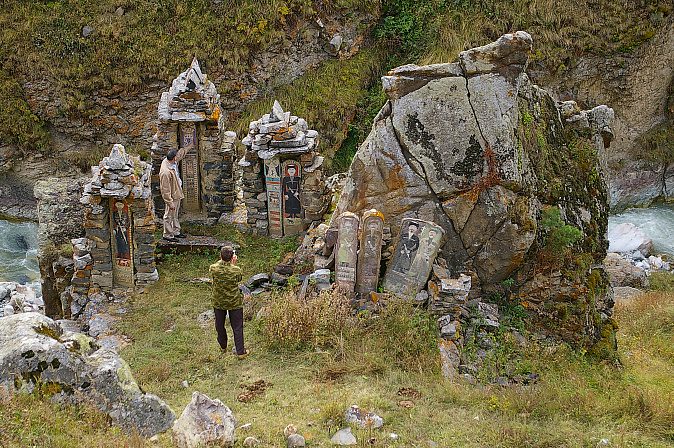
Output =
[
  {"x1": 334, "y1": 212, "x2": 359, "y2": 292},
  {"x1": 152, "y1": 58, "x2": 235, "y2": 221},
  {"x1": 383, "y1": 219, "x2": 444, "y2": 297},
  {"x1": 355, "y1": 209, "x2": 385, "y2": 296},
  {"x1": 62, "y1": 144, "x2": 158, "y2": 317},
  {"x1": 239, "y1": 101, "x2": 329, "y2": 236}
]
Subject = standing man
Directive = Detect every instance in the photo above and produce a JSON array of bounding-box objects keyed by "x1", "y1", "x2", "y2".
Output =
[
  {"x1": 159, "y1": 148, "x2": 187, "y2": 243},
  {"x1": 210, "y1": 245, "x2": 249, "y2": 359}
]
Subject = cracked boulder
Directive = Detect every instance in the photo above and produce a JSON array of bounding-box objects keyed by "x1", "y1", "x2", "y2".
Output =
[
  {"x1": 333, "y1": 32, "x2": 616, "y2": 354},
  {"x1": 0, "y1": 313, "x2": 175, "y2": 437}
]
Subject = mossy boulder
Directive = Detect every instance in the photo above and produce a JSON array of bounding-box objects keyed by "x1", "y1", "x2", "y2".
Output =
[{"x1": 334, "y1": 32, "x2": 616, "y2": 354}]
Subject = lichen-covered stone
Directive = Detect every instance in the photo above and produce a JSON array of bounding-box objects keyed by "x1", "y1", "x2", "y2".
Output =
[
  {"x1": 335, "y1": 32, "x2": 615, "y2": 355},
  {"x1": 0, "y1": 313, "x2": 175, "y2": 437}
]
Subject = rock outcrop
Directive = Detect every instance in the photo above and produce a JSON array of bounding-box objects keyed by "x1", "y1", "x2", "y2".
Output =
[
  {"x1": 334, "y1": 32, "x2": 616, "y2": 354},
  {"x1": 547, "y1": 16, "x2": 674, "y2": 211},
  {"x1": 0, "y1": 313, "x2": 175, "y2": 437}
]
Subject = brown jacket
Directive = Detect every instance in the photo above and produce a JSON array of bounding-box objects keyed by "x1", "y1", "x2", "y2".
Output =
[{"x1": 159, "y1": 148, "x2": 187, "y2": 208}]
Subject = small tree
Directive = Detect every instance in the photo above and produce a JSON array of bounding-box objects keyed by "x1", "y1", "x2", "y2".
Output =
[{"x1": 539, "y1": 206, "x2": 582, "y2": 267}]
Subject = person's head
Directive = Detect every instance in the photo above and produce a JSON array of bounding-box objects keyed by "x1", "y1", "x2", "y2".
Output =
[
  {"x1": 167, "y1": 148, "x2": 178, "y2": 162},
  {"x1": 408, "y1": 222, "x2": 419, "y2": 235},
  {"x1": 287, "y1": 165, "x2": 296, "y2": 176},
  {"x1": 115, "y1": 201, "x2": 124, "y2": 211},
  {"x1": 220, "y1": 245, "x2": 235, "y2": 262},
  {"x1": 428, "y1": 229, "x2": 437, "y2": 240}
]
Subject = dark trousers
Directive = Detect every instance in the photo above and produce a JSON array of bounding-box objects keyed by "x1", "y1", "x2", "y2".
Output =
[{"x1": 214, "y1": 308, "x2": 245, "y2": 355}]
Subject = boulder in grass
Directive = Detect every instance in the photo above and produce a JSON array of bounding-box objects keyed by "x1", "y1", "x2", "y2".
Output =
[
  {"x1": 172, "y1": 391, "x2": 237, "y2": 448},
  {"x1": 0, "y1": 313, "x2": 175, "y2": 437}
]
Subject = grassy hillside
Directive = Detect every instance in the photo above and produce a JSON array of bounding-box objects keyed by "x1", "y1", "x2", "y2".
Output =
[
  {"x1": 1, "y1": 224, "x2": 674, "y2": 447},
  {"x1": 0, "y1": 0, "x2": 669, "y2": 168}
]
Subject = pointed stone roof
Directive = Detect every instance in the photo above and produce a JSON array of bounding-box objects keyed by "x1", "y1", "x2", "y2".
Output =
[{"x1": 158, "y1": 58, "x2": 220, "y2": 123}]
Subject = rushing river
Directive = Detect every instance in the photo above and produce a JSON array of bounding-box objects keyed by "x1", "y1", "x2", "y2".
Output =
[
  {"x1": 607, "y1": 203, "x2": 674, "y2": 257},
  {"x1": 0, "y1": 219, "x2": 40, "y2": 291}
]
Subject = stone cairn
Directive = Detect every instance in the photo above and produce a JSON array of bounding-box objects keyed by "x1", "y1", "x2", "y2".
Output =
[
  {"x1": 238, "y1": 100, "x2": 329, "y2": 236},
  {"x1": 152, "y1": 58, "x2": 235, "y2": 222},
  {"x1": 61, "y1": 144, "x2": 157, "y2": 319}
]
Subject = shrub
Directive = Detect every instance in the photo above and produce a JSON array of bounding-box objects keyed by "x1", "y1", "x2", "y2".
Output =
[
  {"x1": 259, "y1": 287, "x2": 356, "y2": 351},
  {"x1": 539, "y1": 205, "x2": 582, "y2": 266}
]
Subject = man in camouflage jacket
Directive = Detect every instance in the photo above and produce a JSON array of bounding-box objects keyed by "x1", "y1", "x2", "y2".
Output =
[{"x1": 209, "y1": 245, "x2": 248, "y2": 359}]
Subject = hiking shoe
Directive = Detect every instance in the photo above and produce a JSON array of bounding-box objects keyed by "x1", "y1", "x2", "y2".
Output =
[
  {"x1": 176, "y1": 233, "x2": 187, "y2": 238},
  {"x1": 164, "y1": 237, "x2": 179, "y2": 243},
  {"x1": 220, "y1": 347, "x2": 227, "y2": 353},
  {"x1": 237, "y1": 349, "x2": 250, "y2": 360}
]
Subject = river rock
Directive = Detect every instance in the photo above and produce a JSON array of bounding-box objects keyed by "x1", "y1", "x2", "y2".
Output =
[
  {"x1": 0, "y1": 313, "x2": 175, "y2": 437},
  {"x1": 172, "y1": 391, "x2": 237, "y2": 448},
  {"x1": 608, "y1": 223, "x2": 653, "y2": 257}
]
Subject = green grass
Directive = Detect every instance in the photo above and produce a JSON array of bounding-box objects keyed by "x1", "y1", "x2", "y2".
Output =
[{"x1": 2, "y1": 224, "x2": 674, "y2": 447}]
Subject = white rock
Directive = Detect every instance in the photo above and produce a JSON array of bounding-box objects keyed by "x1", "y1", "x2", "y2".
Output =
[
  {"x1": 608, "y1": 223, "x2": 653, "y2": 257},
  {"x1": 331, "y1": 427, "x2": 357, "y2": 445}
]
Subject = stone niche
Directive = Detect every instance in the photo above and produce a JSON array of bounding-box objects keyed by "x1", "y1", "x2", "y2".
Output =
[
  {"x1": 151, "y1": 58, "x2": 235, "y2": 222},
  {"x1": 238, "y1": 100, "x2": 329, "y2": 236},
  {"x1": 62, "y1": 144, "x2": 158, "y2": 317}
]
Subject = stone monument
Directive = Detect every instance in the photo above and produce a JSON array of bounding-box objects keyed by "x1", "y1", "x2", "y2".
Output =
[
  {"x1": 334, "y1": 212, "x2": 359, "y2": 292},
  {"x1": 152, "y1": 58, "x2": 235, "y2": 222},
  {"x1": 356, "y1": 209, "x2": 385, "y2": 296},
  {"x1": 66, "y1": 144, "x2": 158, "y2": 315},
  {"x1": 239, "y1": 100, "x2": 330, "y2": 236},
  {"x1": 383, "y1": 218, "x2": 444, "y2": 297}
]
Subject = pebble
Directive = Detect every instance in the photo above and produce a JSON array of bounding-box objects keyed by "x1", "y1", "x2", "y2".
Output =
[
  {"x1": 284, "y1": 423, "x2": 297, "y2": 438},
  {"x1": 287, "y1": 434, "x2": 305, "y2": 447}
]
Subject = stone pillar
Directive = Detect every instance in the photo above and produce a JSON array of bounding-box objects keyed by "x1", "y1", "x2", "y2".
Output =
[
  {"x1": 356, "y1": 209, "x2": 385, "y2": 296},
  {"x1": 335, "y1": 212, "x2": 359, "y2": 292}
]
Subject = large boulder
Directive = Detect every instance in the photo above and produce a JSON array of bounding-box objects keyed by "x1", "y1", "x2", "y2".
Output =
[
  {"x1": 604, "y1": 253, "x2": 649, "y2": 290},
  {"x1": 0, "y1": 313, "x2": 175, "y2": 437},
  {"x1": 334, "y1": 32, "x2": 615, "y2": 354}
]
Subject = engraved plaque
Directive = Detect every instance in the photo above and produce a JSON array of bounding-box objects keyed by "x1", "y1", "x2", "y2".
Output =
[
  {"x1": 281, "y1": 159, "x2": 304, "y2": 235},
  {"x1": 356, "y1": 209, "x2": 384, "y2": 296},
  {"x1": 264, "y1": 157, "x2": 283, "y2": 238},
  {"x1": 383, "y1": 219, "x2": 444, "y2": 297},
  {"x1": 180, "y1": 124, "x2": 200, "y2": 212},
  {"x1": 335, "y1": 212, "x2": 359, "y2": 292},
  {"x1": 111, "y1": 199, "x2": 134, "y2": 287}
]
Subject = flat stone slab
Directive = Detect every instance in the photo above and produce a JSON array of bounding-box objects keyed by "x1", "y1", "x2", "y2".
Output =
[{"x1": 156, "y1": 236, "x2": 239, "y2": 254}]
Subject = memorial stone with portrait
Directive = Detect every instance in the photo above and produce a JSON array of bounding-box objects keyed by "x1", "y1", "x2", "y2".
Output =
[
  {"x1": 383, "y1": 219, "x2": 444, "y2": 297},
  {"x1": 335, "y1": 212, "x2": 360, "y2": 292}
]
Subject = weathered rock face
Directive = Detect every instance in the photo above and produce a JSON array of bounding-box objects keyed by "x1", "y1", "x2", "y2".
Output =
[
  {"x1": 334, "y1": 32, "x2": 615, "y2": 353},
  {"x1": 34, "y1": 177, "x2": 88, "y2": 317},
  {"x1": 0, "y1": 312, "x2": 175, "y2": 437},
  {"x1": 546, "y1": 16, "x2": 674, "y2": 211}
]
